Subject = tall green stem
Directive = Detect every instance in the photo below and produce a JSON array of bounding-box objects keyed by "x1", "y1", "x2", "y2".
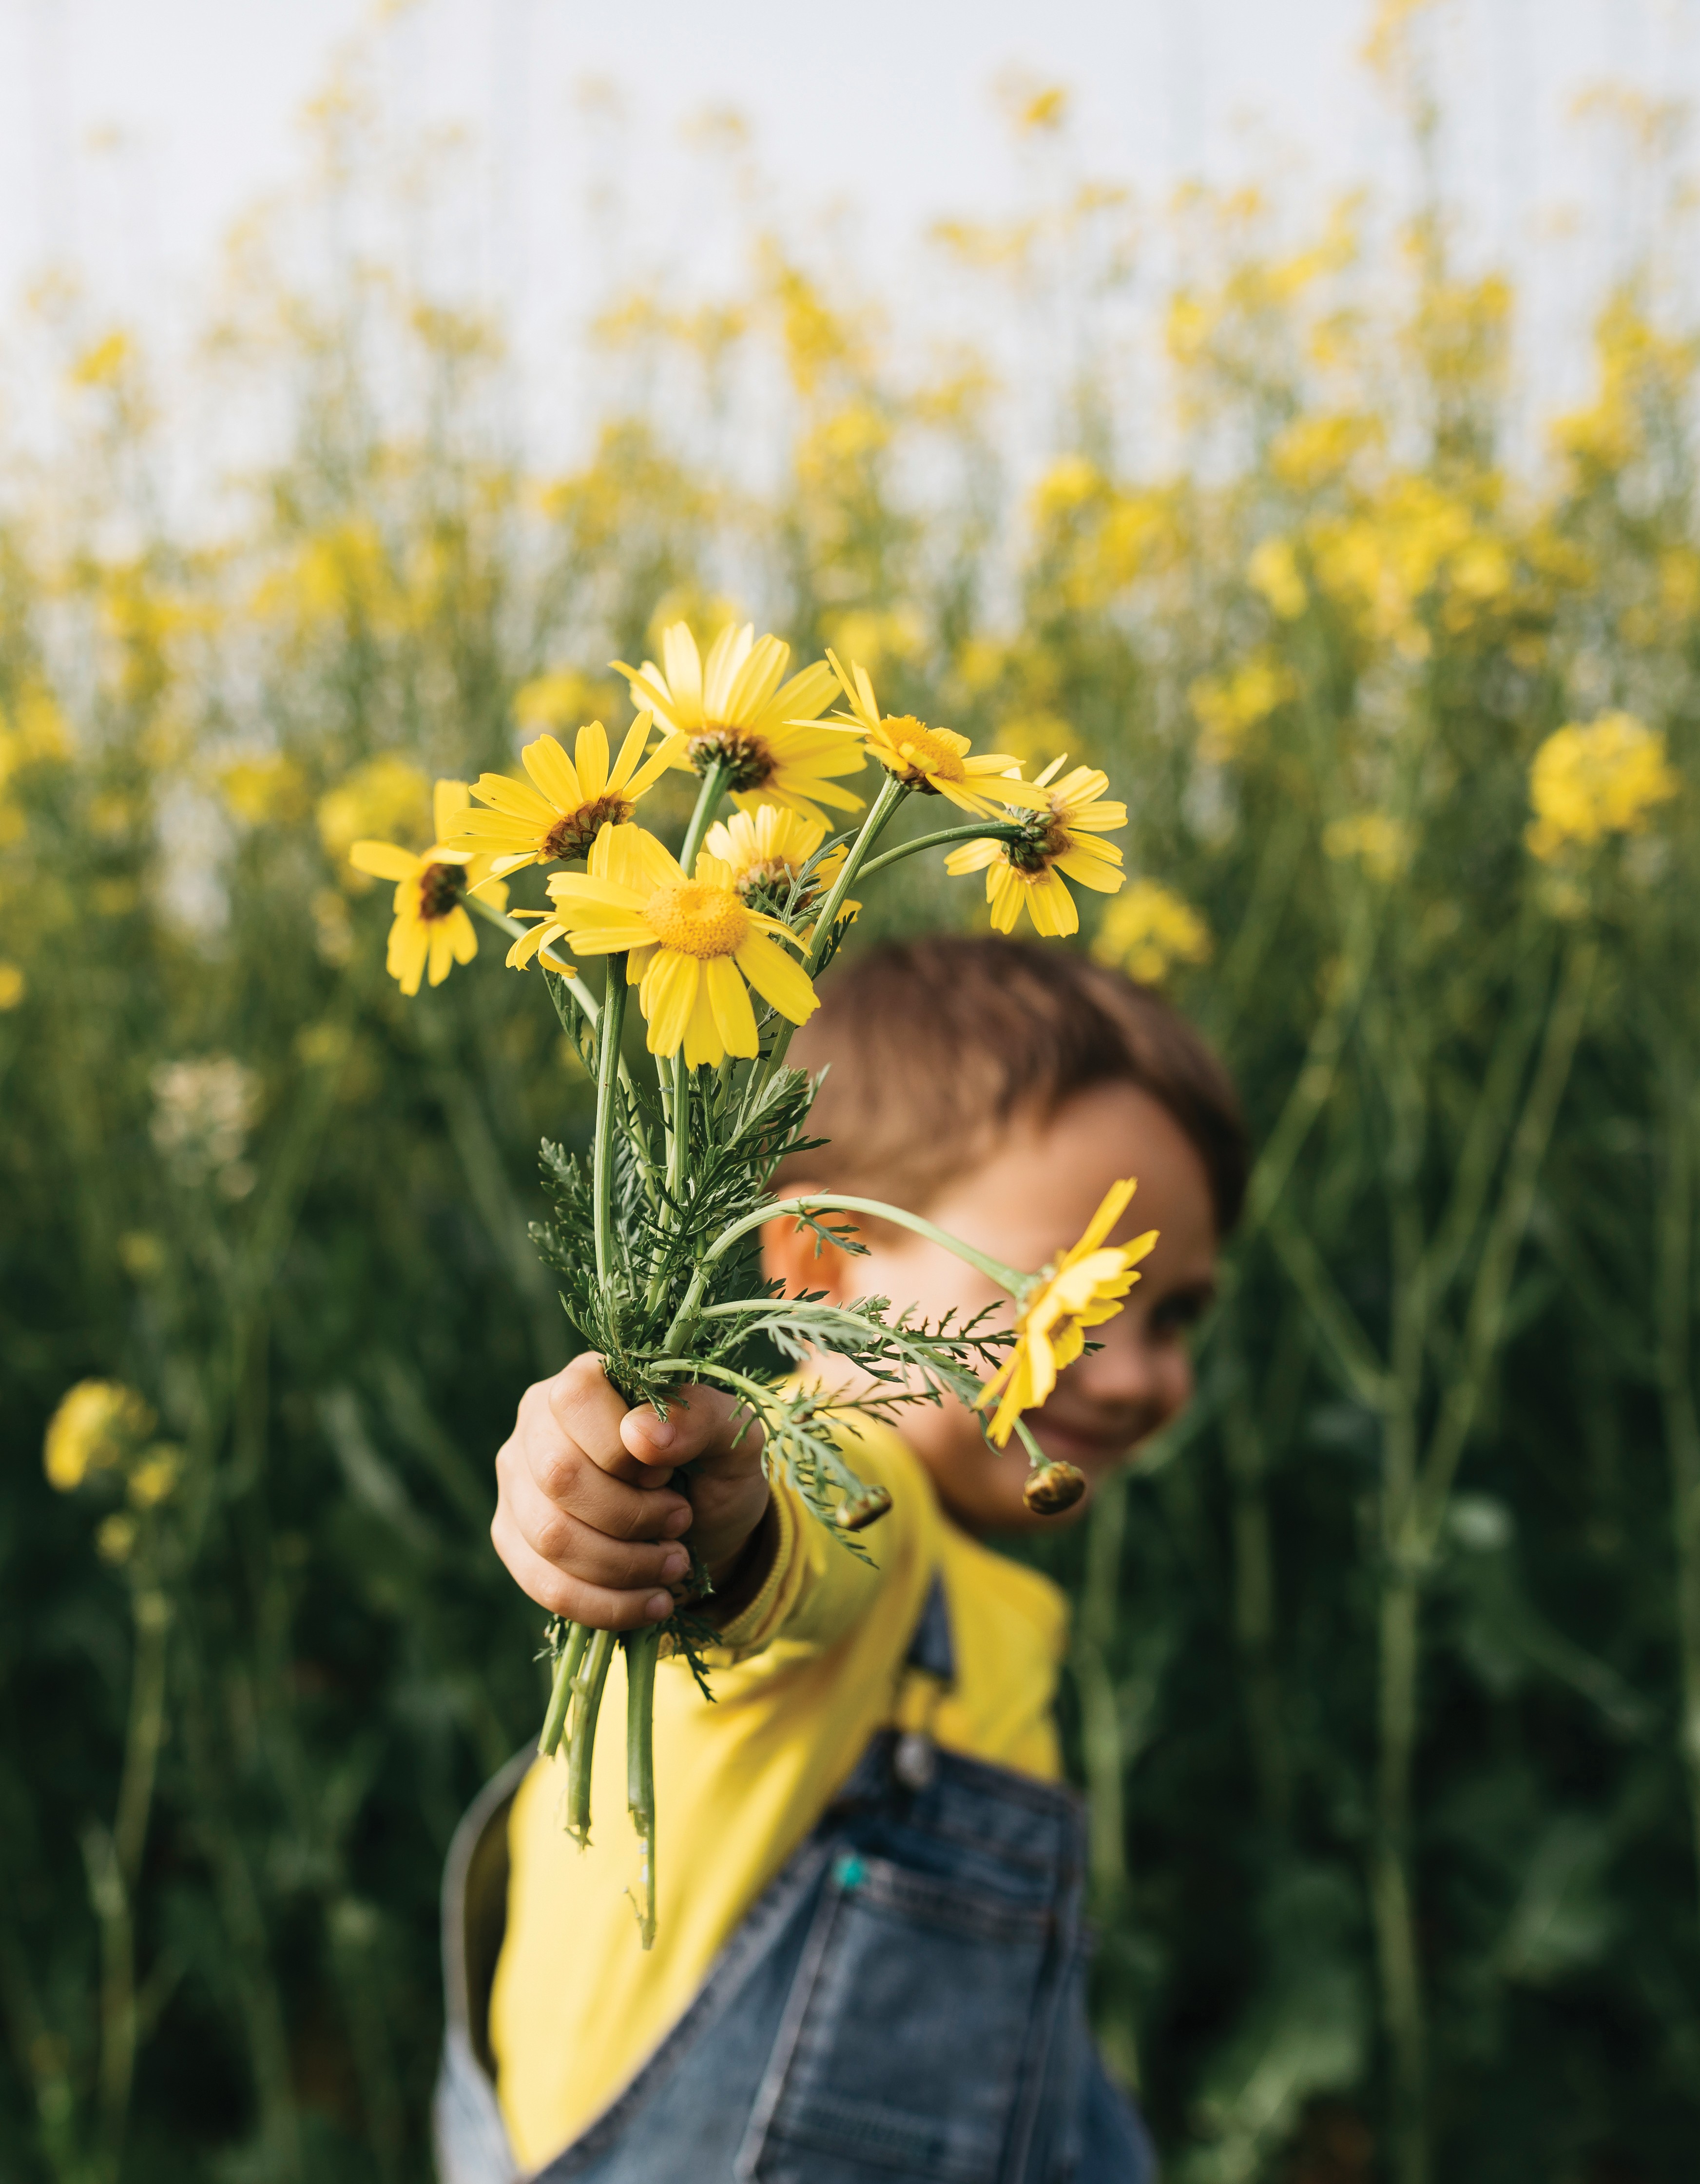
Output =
[
  {"x1": 566, "y1": 1628, "x2": 616, "y2": 1847},
  {"x1": 1654, "y1": 1044, "x2": 1700, "y2": 1921},
  {"x1": 805, "y1": 775, "x2": 907, "y2": 976},
  {"x1": 625, "y1": 1627, "x2": 661, "y2": 1948},
  {"x1": 705, "y1": 1191, "x2": 1027, "y2": 1293},
  {"x1": 540, "y1": 1621, "x2": 589, "y2": 1759},
  {"x1": 592, "y1": 959, "x2": 629, "y2": 1289},
  {"x1": 854, "y1": 819, "x2": 1022, "y2": 880},
  {"x1": 679, "y1": 760, "x2": 728, "y2": 870}
]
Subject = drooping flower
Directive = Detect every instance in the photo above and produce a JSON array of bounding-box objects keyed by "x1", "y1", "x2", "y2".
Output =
[
  {"x1": 945, "y1": 758, "x2": 1125, "y2": 936},
  {"x1": 524, "y1": 823, "x2": 818, "y2": 1065},
  {"x1": 826, "y1": 651, "x2": 1047, "y2": 818},
  {"x1": 976, "y1": 1180, "x2": 1157, "y2": 1448},
  {"x1": 614, "y1": 623, "x2": 865, "y2": 826},
  {"x1": 44, "y1": 1380, "x2": 156, "y2": 1492},
  {"x1": 702, "y1": 802, "x2": 852, "y2": 930},
  {"x1": 451, "y1": 717, "x2": 672, "y2": 878},
  {"x1": 1526, "y1": 711, "x2": 1680, "y2": 863},
  {"x1": 348, "y1": 780, "x2": 509, "y2": 997}
]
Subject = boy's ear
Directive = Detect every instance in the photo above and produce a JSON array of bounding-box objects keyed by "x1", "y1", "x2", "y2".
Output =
[{"x1": 761, "y1": 1191, "x2": 856, "y2": 1303}]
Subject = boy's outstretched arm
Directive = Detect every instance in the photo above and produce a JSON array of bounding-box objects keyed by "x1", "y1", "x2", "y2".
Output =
[{"x1": 490, "y1": 1355, "x2": 773, "y2": 1633}]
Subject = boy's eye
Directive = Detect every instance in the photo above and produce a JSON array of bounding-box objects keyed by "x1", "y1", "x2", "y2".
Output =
[{"x1": 1150, "y1": 1285, "x2": 1214, "y2": 1337}]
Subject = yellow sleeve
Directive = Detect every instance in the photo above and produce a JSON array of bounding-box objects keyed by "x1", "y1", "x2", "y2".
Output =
[{"x1": 699, "y1": 1405, "x2": 934, "y2": 1669}]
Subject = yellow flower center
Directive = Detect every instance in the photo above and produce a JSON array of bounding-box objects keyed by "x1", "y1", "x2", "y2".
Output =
[
  {"x1": 646, "y1": 878, "x2": 752, "y2": 958},
  {"x1": 543, "y1": 794, "x2": 634, "y2": 861},
  {"x1": 882, "y1": 717, "x2": 965, "y2": 788}
]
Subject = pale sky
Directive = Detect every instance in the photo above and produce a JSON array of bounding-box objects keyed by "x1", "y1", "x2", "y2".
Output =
[{"x1": 0, "y1": 0, "x2": 1693, "y2": 462}]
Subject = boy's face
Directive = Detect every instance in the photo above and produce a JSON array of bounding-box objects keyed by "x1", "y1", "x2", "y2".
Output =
[{"x1": 765, "y1": 1082, "x2": 1219, "y2": 1534}]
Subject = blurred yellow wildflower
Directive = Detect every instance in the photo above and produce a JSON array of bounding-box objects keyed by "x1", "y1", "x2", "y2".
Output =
[
  {"x1": 827, "y1": 652, "x2": 1045, "y2": 817},
  {"x1": 1190, "y1": 653, "x2": 1299, "y2": 760},
  {"x1": 1249, "y1": 537, "x2": 1307, "y2": 619},
  {"x1": 45, "y1": 1381, "x2": 156, "y2": 1492},
  {"x1": 348, "y1": 780, "x2": 509, "y2": 997},
  {"x1": 220, "y1": 755, "x2": 309, "y2": 827},
  {"x1": 977, "y1": 1179, "x2": 1156, "y2": 1447},
  {"x1": 127, "y1": 1448, "x2": 183, "y2": 1509},
  {"x1": 1269, "y1": 413, "x2": 1379, "y2": 494},
  {"x1": 946, "y1": 760, "x2": 1125, "y2": 937},
  {"x1": 97, "y1": 1515, "x2": 138, "y2": 1566},
  {"x1": 819, "y1": 607, "x2": 924, "y2": 680},
  {"x1": 1092, "y1": 880, "x2": 1213, "y2": 985},
  {"x1": 0, "y1": 962, "x2": 23, "y2": 1011},
  {"x1": 454, "y1": 719, "x2": 670, "y2": 877},
  {"x1": 530, "y1": 824, "x2": 817, "y2": 1066},
  {"x1": 1031, "y1": 456, "x2": 1105, "y2": 525},
  {"x1": 1325, "y1": 813, "x2": 1412, "y2": 882},
  {"x1": 1526, "y1": 713, "x2": 1679, "y2": 863},
  {"x1": 318, "y1": 754, "x2": 431, "y2": 875},
  {"x1": 513, "y1": 670, "x2": 623, "y2": 733},
  {"x1": 616, "y1": 623, "x2": 862, "y2": 827},
  {"x1": 70, "y1": 330, "x2": 133, "y2": 390}
]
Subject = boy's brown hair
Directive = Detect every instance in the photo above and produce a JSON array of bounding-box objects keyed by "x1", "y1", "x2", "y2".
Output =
[{"x1": 775, "y1": 936, "x2": 1247, "y2": 1238}]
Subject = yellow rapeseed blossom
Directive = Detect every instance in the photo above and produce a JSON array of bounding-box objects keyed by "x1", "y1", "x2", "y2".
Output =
[
  {"x1": 318, "y1": 753, "x2": 431, "y2": 872},
  {"x1": 522, "y1": 824, "x2": 819, "y2": 1066},
  {"x1": 44, "y1": 1381, "x2": 156, "y2": 1492},
  {"x1": 1249, "y1": 537, "x2": 1307, "y2": 619},
  {"x1": 615, "y1": 622, "x2": 863, "y2": 827},
  {"x1": 977, "y1": 1180, "x2": 1157, "y2": 1446},
  {"x1": 945, "y1": 759, "x2": 1125, "y2": 937},
  {"x1": 97, "y1": 1515, "x2": 138, "y2": 1566},
  {"x1": 127, "y1": 1448, "x2": 183, "y2": 1509},
  {"x1": 1091, "y1": 880, "x2": 1213, "y2": 984},
  {"x1": 1526, "y1": 712, "x2": 1680, "y2": 863},
  {"x1": 1189, "y1": 652, "x2": 1299, "y2": 760},
  {"x1": 0, "y1": 962, "x2": 24, "y2": 1010},
  {"x1": 220, "y1": 755, "x2": 309, "y2": 826},
  {"x1": 826, "y1": 652, "x2": 1046, "y2": 818},
  {"x1": 1324, "y1": 813, "x2": 1412, "y2": 882},
  {"x1": 453, "y1": 719, "x2": 672, "y2": 877},
  {"x1": 348, "y1": 780, "x2": 510, "y2": 997}
]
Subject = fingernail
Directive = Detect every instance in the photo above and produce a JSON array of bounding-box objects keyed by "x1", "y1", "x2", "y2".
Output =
[
  {"x1": 645, "y1": 1419, "x2": 677, "y2": 1451},
  {"x1": 645, "y1": 1592, "x2": 673, "y2": 1622},
  {"x1": 661, "y1": 1548, "x2": 689, "y2": 1581},
  {"x1": 663, "y1": 1506, "x2": 693, "y2": 1538}
]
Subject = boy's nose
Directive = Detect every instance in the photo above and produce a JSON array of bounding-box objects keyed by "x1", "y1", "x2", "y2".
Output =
[{"x1": 1067, "y1": 1312, "x2": 1179, "y2": 1419}]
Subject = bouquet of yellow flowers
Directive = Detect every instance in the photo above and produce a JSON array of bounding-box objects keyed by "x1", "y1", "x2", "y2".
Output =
[{"x1": 345, "y1": 618, "x2": 1146, "y2": 1944}]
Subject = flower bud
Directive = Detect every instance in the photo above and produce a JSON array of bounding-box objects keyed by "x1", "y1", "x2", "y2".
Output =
[{"x1": 1023, "y1": 1461, "x2": 1086, "y2": 1516}]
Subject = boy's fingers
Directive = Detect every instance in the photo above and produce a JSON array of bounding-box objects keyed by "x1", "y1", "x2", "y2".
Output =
[
  {"x1": 542, "y1": 1354, "x2": 674, "y2": 1489},
  {"x1": 490, "y1": 1505, "x2": 674, "y2": 1631},
  {"x1": 504, "y1": 1433, "x2": 692, "y2": 1544},
  {"x1": 623, "y1": 1384, "x2": 762, "y2": 1471},
  {"x1": 503, "y1": 1457, "x2": 691, "y2": 1585}
]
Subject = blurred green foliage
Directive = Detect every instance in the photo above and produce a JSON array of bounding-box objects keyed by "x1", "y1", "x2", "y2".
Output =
[{"x1": 4, "y1": 77, "x2": 1700, "y2": 2184}]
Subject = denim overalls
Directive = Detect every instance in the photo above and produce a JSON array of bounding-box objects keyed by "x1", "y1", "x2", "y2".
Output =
[{"x1": 434, "y1": 1579, "x2": 1158, "y2": 2183}]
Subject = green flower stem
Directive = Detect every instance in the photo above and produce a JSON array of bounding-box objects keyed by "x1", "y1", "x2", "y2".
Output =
[
  {"x1": 855, "y1": 821, "x2": 1024, "y2": 881},
  {"x1": 680, "y1": 759, "x2": 728, "y2": 870},
  {"x1": 592, "y1": 958, "x2": 629, "y2": 1289},
  {"x1": 539, "y1": 1620, "x2": 589, "y2": 1758},
  {"x1": 566, "y1": 1627, "x2": 616, "y2": 1847},
  {"x1": 706, "y1": 1192, "x2": 1028, "y2": 1295},
  {"x1": 805, "y1": 775, "x2": 907, "y2": 976},
  {"x1": 625, "y1": 1626, "x2": 661, "y2": 1949}
]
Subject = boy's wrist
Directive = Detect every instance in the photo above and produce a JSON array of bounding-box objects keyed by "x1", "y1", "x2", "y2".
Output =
[{"x1": 695, "y1": 1492, "x2": 778, "y2": 1625}]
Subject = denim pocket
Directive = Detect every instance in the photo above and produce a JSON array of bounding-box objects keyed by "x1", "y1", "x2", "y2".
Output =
[{"x1": 739, "y1": 1850, "x2": 1055, "y2": 2184}]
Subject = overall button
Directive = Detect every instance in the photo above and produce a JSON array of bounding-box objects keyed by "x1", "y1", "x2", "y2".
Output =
[{"x1": 891, "y1": 1731, "x2": 938, "y2": 1792}]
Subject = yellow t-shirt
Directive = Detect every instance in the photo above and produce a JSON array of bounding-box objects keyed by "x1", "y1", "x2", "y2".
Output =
[{"x1": 489, "y1": 1409, "x2": 1069, "y2": 2171}]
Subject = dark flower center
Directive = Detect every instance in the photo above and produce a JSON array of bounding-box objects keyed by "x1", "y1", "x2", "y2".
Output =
[
  {"x1": 419, "y1": 861, "x2": 468, "y2": 919},
  {"x1": 688, "y1": 727, "x2": 776, "y2": 793},
  {"x1": 542, "y1": 794, "x2": 634, "y2": 861}
]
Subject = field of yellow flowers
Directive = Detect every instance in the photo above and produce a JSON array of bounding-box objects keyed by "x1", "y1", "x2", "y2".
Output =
[{"x1": 5, "y1": 102, "x2": 1700, "y2": 2184}]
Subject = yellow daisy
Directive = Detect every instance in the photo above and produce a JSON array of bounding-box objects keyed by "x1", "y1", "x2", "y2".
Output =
[
  {"x1": 526, "y1": 823, "x2": 819, "y2": 1066},
  {"x1": 450, "y1": 716, "x2": 670, "y2": 878},
  {"x1": 349, "y1": 779, "x2": 509, "y2": 997},
  {"x1": 702, "y1": 802, "x2": 851, "y2": 925},
  {"x1": 976, "y1": 1179, "x2": 1157, "y2": 1447},
  {"x1": 826, "y1": 650, "x2": 1048, "y2": 818},
  {"x1": 945, "y1": 757, "x2": 1126, "y2": 937},
  {"x1": 613, "y1": 622, "x2": 866, "y2": 826}
]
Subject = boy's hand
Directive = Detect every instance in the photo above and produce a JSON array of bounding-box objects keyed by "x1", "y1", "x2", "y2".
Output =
[{"x1": 491, "y1": 1354, "x2": 770, "y2": 1632}]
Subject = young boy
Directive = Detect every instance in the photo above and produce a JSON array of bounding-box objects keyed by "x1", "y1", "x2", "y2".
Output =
[{"x1": 436, "y1": 936, "x2": 1245, "y2": 2184}]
